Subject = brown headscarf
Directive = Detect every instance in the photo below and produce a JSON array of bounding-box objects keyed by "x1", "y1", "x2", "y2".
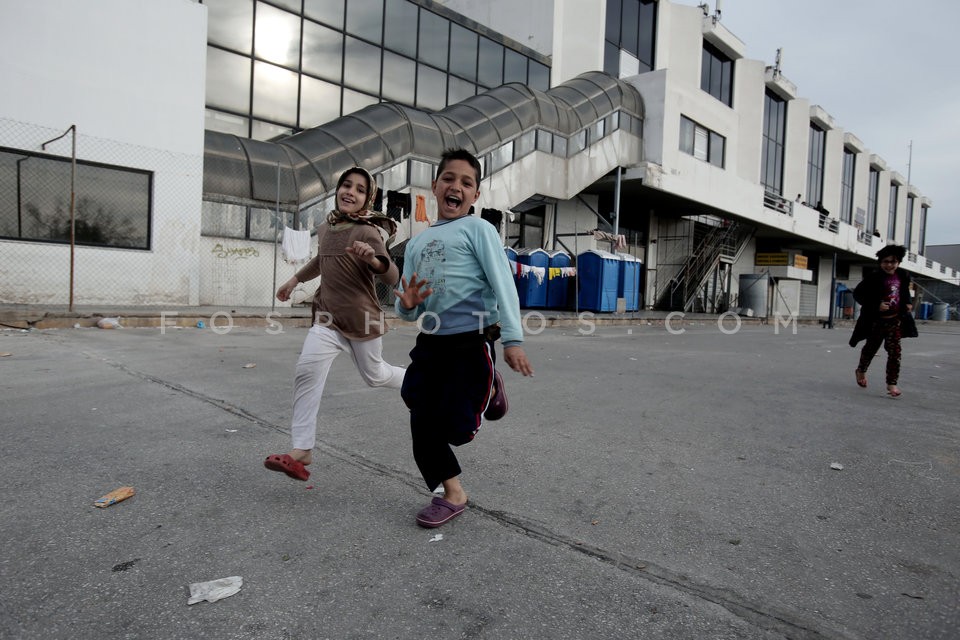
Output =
[{"x1": 326, "y1": 167, "x2": 397, "y2": 245}]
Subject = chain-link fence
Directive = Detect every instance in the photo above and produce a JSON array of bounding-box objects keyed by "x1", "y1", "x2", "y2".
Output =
[{"x1": 0, "y1": 117, "x2": 305, "y2": 310}]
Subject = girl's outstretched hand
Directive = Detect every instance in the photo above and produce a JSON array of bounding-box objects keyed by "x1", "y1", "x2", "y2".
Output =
[{"x1": 395, "y1": 273, "x2": 433, "y2": 310}]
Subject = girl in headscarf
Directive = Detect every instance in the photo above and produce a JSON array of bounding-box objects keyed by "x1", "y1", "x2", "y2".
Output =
[{"x1": 265, "y1": 167, "x2": 403, "y2": 481}]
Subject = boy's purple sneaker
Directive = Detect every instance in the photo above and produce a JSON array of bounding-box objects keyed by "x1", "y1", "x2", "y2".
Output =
[{"x1": 483, "y1": 370, "x2": 508, "y2": 420}]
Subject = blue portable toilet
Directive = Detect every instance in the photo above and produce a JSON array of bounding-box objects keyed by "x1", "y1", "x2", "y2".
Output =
[
  {"x1": 517, "y1": 248, "x2": 549, "y2": 308},
  {"x1": 577, "y1": 250, "x2": 620, "y2": 312},
  {"x1": 546, "y1": 250, "x2": 571, "y2": 309},
  {"x1": 617, "y1": 254, "x2": 643, "y2": 311}
]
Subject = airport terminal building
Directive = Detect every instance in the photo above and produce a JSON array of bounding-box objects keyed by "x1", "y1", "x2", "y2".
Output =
[{"x1": 1, "y1": 0, "x2": 957, "y2": 317}]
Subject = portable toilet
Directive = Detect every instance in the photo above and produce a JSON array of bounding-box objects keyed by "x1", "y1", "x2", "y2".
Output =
[
  {"x1": 546, "y1": 250, "x2": 571, "y2": 309},
  {"x1": 577, "y1": 250, "x2": 620, "y2": 312},
  {"x1": 516, "y1": 248, "x2": 549, "y2": 308},
  {"x1": 617, "y1": 254, "x2": 643, "y2": 311}
]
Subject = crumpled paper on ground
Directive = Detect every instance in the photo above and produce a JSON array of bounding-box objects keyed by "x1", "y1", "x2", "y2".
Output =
[{"x1": 187, "y1": 576, "x2": 243, "y2": 605}]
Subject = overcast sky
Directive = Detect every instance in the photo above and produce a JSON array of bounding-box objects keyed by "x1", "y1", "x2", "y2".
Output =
[{"x1": 709, "y1": 0, "x2": 959, "y2": 246}]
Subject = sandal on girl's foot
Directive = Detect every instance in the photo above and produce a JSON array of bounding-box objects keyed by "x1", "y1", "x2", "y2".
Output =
[
  {"x1": 264, "y1": 453, "x2": 310, "y2": 481},
  {"x1": 415, "y1": 496, "x2": 466, "y2": 528},
  {"x1": 855, "y1": 369, "x2": 867, "y2": 388},
  {"x1": 887, "y1": 385, "x2": 902, "y2": 397}
]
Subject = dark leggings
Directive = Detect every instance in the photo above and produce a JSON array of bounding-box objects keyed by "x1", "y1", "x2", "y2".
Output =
[
  {"x1": 401, "y1": 330, "x2": 496, "y2": 491},
  {"x1": 857, "y1": 317, "x2": 902, "y2": 386}
]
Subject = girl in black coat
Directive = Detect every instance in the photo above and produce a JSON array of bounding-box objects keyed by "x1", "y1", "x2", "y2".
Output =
[{"x1": 850, "y1": 245, "x2": 917, "y2": 397}]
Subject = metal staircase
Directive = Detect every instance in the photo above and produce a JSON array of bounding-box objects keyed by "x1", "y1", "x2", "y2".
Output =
[{"x1": 656, "y1": 217, "x2": 754, "y2": 311}]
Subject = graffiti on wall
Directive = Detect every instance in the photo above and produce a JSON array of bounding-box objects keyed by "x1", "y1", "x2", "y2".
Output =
[{"x1": 211, "y1": 243, "x2": 260, "y2": 259}]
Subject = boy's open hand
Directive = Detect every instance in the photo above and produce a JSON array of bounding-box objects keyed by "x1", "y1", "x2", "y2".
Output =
[
  {"x1": 395, "y1": 273, "x2": 433, "y2": 310},
  {"x1": 504, "y1": 345, "x2": 534, "y2": 376}
]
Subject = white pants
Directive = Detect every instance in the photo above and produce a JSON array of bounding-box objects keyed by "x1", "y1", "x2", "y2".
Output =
[{"x1": 290, "y1": 324, "x2": 406, "y2": 450}]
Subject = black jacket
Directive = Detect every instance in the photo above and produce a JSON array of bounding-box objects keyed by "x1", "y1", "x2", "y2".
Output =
[{"x1": 849, "y1": 267, "x2": 918, "y2": 347}]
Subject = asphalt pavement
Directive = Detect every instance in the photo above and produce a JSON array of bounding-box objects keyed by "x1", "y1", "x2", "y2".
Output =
[{"x1": 1, "y1": 317, "x2": 958, "y2": 639}]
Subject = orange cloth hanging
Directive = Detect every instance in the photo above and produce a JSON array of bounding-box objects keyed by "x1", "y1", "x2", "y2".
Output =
[{"x1": 414, "y1": 194, "x2": 428, "y2": 222}]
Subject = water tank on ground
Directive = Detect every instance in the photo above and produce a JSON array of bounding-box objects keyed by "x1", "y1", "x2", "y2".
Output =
[{"x1": 932, "y1": 302, "x2": 949, "y2": 322}]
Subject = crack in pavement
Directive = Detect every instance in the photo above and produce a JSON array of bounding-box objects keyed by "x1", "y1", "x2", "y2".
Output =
[{"x1": 85, "y1": 347, "x2": 851, "y2": 640}]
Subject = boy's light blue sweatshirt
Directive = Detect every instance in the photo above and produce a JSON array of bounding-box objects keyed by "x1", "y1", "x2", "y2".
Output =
[{"x1": 395, "y1": 215, "x2": 523, "y2": 346}]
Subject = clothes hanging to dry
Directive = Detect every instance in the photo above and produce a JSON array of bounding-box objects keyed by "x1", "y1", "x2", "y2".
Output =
[
  {"x1": 415, "y1": 194, "x2": 429, "y2": 222},
  {"x1": 281, "y1": 226, "x2": 312, "y2": 264}
]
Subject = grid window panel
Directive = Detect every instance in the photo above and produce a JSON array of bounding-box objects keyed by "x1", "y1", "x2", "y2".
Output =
[
  {"x1": 304, "y1": 0, "x2": 344, "y2": 27},
  {"x1": 416, "y1": 63, "x2": 446, "y2": 111},
  {"x1": 255, "y1": 2, "x2": 301, "y2": 68},
  {"x1": 253, "y1": 61, "x2": 300, "y2": 124},
  {"x1": 343, "y1": 36, "x2": 382, "y2": 95},
  {"x1": 477, "y1": 37, "x2": 504, "y2": 88},
  {"x1": 384, "y1": 0, "x2": 418, "y2": 57},
  {"x1": 418, "y1": 10, "x2": 449, "y2": 69},
  {"x1": 381, "y1": 51, "x2": 416, "y2": 104},
  {"x1": 447, "y1": 76, "x2": 475, "y2": 104},
  {"x1": 300, "y1": 75, "x2": 342, "y2": 127},
  {"x1": 449, "y1": 23, "x2": 478, "y2": 82},
  {"x1": 346, "y1": 0, "x2": 383, "y2": 44},
  {"x1": 205, "y1": 109, "x2": 250, "y2": 136},
  {"x1": 201, "y1": 201, "x2": 248, "y2": 238},
  {"x1": 270, "y1": 0, "x2": 302, "y2": 14},
  {"x1": 342, "y1": 87, "x2": 379, "y2": 114},
  {"x1": 515, "y1": 130, "x2": 535, "y2": 159},
  {"x1": 252, "y1": 120, "x2": 293, "y2": 141},
  {"x1": 503, "y1": 48, "x2": 526, "y2": 83},
  {"x1": 206, "y1": 47, "x2": 252, "y2": 113},
  {"x1": 302, "y1": 20, "x2": 343, "y2": 83},
  {"x1": 529, "y1": 61, "x2": 550, "y2": 91},
  {"x1": 206, "y1": 0, "x2": 254, "y2": 54}
]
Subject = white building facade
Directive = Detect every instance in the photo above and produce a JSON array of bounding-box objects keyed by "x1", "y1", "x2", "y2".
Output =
[{"x1": 1, "y1": 0, "x2": 955, "y2": 314}]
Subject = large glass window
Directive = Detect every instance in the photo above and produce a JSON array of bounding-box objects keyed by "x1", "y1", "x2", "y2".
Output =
[
  {"x1": 416, "y1": 63, "x2": 446, "y2": 111},
  {"x1": 255, "y1": 2, "x2": 301, "y2": 68},
  {"x1": 346, "y1": 0, "x2": 383, "y2": 43},
  {"x1": 381, "y1": 51, "x2": 416, "y2": 104},
  {"x1": 887, "y1": 183, "x2": 898, "y2": 240},
  {"x1": 304, "y1": 0, "x2": 344, "y2": 28},
  {"x1": 604, "y1": 0, "x2": 656, "y2": 75},
  {"x1": 449, "y1": 23, "x2": 478, "y2": 81},
  {"x1": 447, "y1": 76, "x2": 476, "y2": 104},
  {"x1": 343, "y1": 36, "x2": 382, "y2": 95},
  {"x1": 867, "y1": 167, "x2": 879, "y2": 234},
  {"x1": 905, "y1": 195, "x2": 914, "y2": 247},
  {"x1": 418, "y1": 10, "x2": 448, "y2": 69},
  {"x1": 384, "y1": 0, "x2": 418, "y2": 57},
  {"x1": 302, "y1": 21, "x2": 343, "y2": 83},
  {"x1": 202, "y1": 0, "x2": 552, "y2": 133},
  {"x1": 840, "y1": 148, "x2": 855, "y2": 224},
  {"x1": 761, "y1": 90, "x2": 786, "y2": 194},
  {"x1": 701, "y1": 41, "x2": 733, "y2": 106},
  {"x1": 206, "y1": 47, "x2": 252, "y2": 113},
  {"x1": 503, "y1": 48, "x2": 527, "y2": 83},
  {"x1": 0, "y1": 148, "x2": 152, "y2": 249},
  {"x1": 300, "y1": 76, "x2": 342, "y2": 127},
  {"x1": 529, "y1": 61, "x2": 550, "y2": 91},
  {"x1": 478, "y1": 37, "x2": 504, "y2": 88},
  {"x1": 206, "y1": 0, "x2": 254, "y2": 54},
  {"x1": 680, "y1": 116, "x2": 724, "y2": 168},
  {"x1": 919, "y1": 205, "x2": 928, "y2": 253},
  {"x1": 252, "y1": 61, "x2": 299, "y2": 124},
  {"x1": 806, "y1": 124, "x2": 825, "y2": 207}
]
